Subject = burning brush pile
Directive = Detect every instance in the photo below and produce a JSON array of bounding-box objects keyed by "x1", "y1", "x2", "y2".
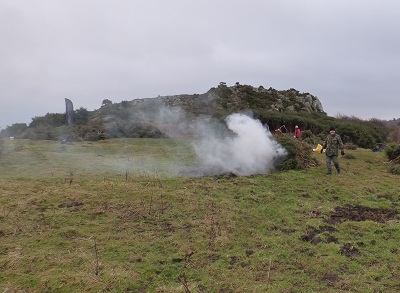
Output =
[{"x1": 275, "y1": 135, "x2": 320, "y2": 171}]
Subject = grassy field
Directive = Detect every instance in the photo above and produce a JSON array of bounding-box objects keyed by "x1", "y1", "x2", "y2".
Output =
[{"x1": 0, "y1": 138, "x2": 399, "y2": 292}]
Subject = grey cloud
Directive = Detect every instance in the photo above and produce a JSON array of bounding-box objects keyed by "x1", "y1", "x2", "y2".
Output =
[{"x1": 1, "y1": 0, "x2": 400, "y2": 128}]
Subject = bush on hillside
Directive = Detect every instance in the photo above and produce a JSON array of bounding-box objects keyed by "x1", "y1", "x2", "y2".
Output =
[
  {"x1": 384, "y1": 144, "x2": 400, "y2": 162},
  {"x1": 344, "y1": 143, "x2": 357, "y2": 150},
  {"x1": 256, "y1": 112, "x2": 387, "y2": 149},
  {"x1": 300, "y1": 129, "x2": 313, "y2": 139},
  {"x1": 275, "y1": 135, "x2": 320, "y2": 171},
  {"x1": 335, "y1": 116, "x2": 387, "y2": 148},
  {"x1": 20, "y1": 125, "x2": 56, "y2": 140},
  {"x1": 106, "y1": 121, "x2": 165, "y2": 139},
  {"x1": 387, "y1": 164, "x2": 400, "y2": 175},
  {"x1": 299, "y1": 129, "x2": 318, "y2": 145},
  {"x1": 0, "y1": 123, "x2": 28, "y2": 138},
  {"x1": 386, "y1": 123, "x2": 400, "y2": 143},
  {"x1": 384, "y1": 143, "x2": 400, "y2": 175},
  {"x1": 0, "y1": 138, "x2": 4, "y2": 159},
  {"x1": 29, "y1": 113, "x2": 65, "y2": 128},
  {"x1": 74, "y1": 107, "x2": 91, "y2": 125}
]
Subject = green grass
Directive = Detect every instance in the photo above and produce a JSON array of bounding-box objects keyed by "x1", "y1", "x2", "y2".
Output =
[{"x1": 0, "y1": 139, "x2": 399, "y2": 292}]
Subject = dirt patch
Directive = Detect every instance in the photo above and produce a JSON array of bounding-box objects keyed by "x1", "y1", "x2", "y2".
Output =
[
  {"x1": 328, "y1": 204, "x2": 398, "y2": 224},
  {"x1": 340, "y1": 243, "x2": 361, "y2": 257},
  {"x1": 58, "y1": 201, "x2": 83, "y2": 208},
  {"x1": 300, "y1": 225, "x2": 338, "y2": 245},
  {"x1": 321, "y1": 272, "x2": 341, "y2": 284},
  {"x1": 271, "y1": 226, "x2": 296, "y2": 234},
  {"x1": 160, "y1": 221, "x2": 176, "y2": 232}
]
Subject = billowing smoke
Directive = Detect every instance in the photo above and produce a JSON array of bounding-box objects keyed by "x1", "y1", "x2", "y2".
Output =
[
  {"x1": 192, "y1": 113, "x2": 287, "y2": 176},
  {"x1": 102, "y1": 104, "x2": 287, "y2": 177},
  {"x1": 105, "y1": 105, "x2": 287, "y2": 176}
]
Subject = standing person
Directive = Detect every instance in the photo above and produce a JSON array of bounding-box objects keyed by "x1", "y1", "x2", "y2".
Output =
[
  {"x1": 294, "y1": 125, "x2": 301, "y2": 138},
  {"x1": 321, "y1": 127, "x2": 344, "y2": 174},
  {"x1": 321, "y1": 126, "x2": 345, "y2": 174}
]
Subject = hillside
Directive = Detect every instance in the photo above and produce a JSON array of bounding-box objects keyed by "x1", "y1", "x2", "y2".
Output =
[
  {"x1": 0, "y1": 83, "x2": 395, "y2": 150},
  {"x1": 99, "y1": 83, "x2": 324, "y2": 118}
]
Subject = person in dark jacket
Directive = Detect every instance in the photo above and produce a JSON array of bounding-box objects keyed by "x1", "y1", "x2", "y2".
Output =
[{"x1": 321, "y1": 126, "x2": 345, "y2": 174}]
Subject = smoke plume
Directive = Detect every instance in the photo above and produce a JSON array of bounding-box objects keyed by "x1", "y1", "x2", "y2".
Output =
[
  {"x1": 191, "y1": 113, "x2": 287, "y2": 176},
  {"x1": 108, "y1": 104, "x2": 287, "y2": 176}
]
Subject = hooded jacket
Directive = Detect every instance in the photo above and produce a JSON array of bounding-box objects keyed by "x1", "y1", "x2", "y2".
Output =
[{"x1": 323, "y1": 133, "x2": 344, "y2": 156}]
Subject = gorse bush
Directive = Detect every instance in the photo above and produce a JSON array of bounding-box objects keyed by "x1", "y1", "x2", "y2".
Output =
[
  {"x1": 387, "y1": 164, "x2": 400, "y2": 175},
  {"x1": 256, "y1": 112, "x2": 387, "y2": 149},
  {"x1": 385, "y1": 143, "x2": 400, "y2": 174},
  {"x1": 384, "y1": 144, "x2": 400, "y2": 162},
  {"x1": 386, "y1": 123, "x2": 400, "y2": 143},
  {"x1": 343, "y1": 153, "x2": 356, "y2": 160},
  {"x1": 29, "y1": 113, "x2": 65, "y2": 128},
  {"x1": 0, "y1": 138, "x2": 4, "y2": 159},
  {"x1": 300, "y1": 129, "x2": 314, "y2": 139},
  {"x1": 0, "y1": 123, "x2": 28, "y2": 138},
  {"x1": 275, "y1": 135, "x2": 319, "y2": 171},
  {"x1": 344, "y1": 143, "x2": 357, "y2": 150}
]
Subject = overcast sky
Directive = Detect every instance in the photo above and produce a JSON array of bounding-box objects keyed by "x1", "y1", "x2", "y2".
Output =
[{"x1": 1, "y1": 0, "x2": 399, "y2": 129}]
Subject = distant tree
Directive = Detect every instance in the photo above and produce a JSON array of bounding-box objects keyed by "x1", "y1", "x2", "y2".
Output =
[
  {"x1": 74, "y1": 107, "x2": 90, "y2": 125},
  {"x1": 29, "y1": 113, "x2": 65, "y2": 128},
  {"x1": 386, "y1": 123, "x2": 400, "y2": 143},
  {"x1": 1, "y1": 123, "x2": 28, "y2": 138}
]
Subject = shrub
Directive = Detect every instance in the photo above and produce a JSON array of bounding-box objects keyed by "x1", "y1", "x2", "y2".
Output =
[
  {"x1": 386, "y1": 123, "x2": 400, "y2": 143},
  {"x1": 275, "y1": 135, "x2": 319, "y2": 171},
  {"x1": 29, "y1": 113, "x2": 65, "y2": 128},
  {"x1": 301, "y1": 129, "x2": 313, "y2": 139},
  {"x1": 344, "y1": 143, "x2": 357, "y2": 150},
  {"x1": 387, "y1": 164, "x2": 400, "y2": 175},
  {"x1": 0, "y1": 138, "x2": 4, "y2": 159},
  {"x1": 343, "y1": 153, "x2": 356, "y2": 160},
  {"x1": 1, "y1": 123, "x2": 28, "y2": 138},
  {"x1": 384, "y1": 144, "x2": 400, "y2": 162},
  {"x1": 357, "y1": 133, "x2": 376, "y2": 149},
  {"x1": 74, "y1": 107, "x2": 90, "y2": 125}
]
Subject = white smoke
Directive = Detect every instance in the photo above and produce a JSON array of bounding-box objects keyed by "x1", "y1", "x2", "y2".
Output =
[
  {"x1": 192, "y1": 113, "x2": 287, "y2": 176},
  {"x1": 77, "y1": 102, "x2": 288, "y2": 177}
]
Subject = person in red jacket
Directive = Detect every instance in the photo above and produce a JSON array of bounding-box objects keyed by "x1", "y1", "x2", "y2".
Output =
[{"x1": 294, "y1": 125, "x2": 301, "y2": 138}]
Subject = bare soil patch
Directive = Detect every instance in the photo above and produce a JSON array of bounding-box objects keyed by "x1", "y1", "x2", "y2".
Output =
[{"x1": 328, "y1": 204, "x2": 398, "y2": 224}]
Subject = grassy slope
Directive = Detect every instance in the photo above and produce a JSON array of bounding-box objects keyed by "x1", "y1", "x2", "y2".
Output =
[{"x1": 0, "y1": 139, "x2": 399, "y2": 292}]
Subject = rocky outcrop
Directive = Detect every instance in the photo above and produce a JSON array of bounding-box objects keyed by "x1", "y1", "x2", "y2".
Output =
[{"x1": 106, "y1": 83, "x2": 325, "y2": 117}]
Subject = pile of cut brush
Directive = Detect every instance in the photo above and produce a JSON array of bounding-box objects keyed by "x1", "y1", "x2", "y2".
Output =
[
  {"x1": 275, "y1": 134, "x2": 320, "y2": 171},
  {"x1": 384, "y1": 143, "x2": 400, "y2": 174}
]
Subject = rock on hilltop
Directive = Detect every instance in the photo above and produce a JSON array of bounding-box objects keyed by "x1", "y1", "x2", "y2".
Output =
[{"x1": 100, "y1": 83, "x2": 325, "y2": 119}]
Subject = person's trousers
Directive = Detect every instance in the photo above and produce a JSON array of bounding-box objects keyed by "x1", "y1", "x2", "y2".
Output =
[{"x1": 326, "y1": 155, "x2": 340, "y2": 174}]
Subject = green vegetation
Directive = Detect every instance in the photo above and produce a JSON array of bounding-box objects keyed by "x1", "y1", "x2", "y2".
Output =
[
  {"x1": 275, "y1": 136, "x2": 319, "y2": 170},
  {"x1": 384, "y1": 144, "x2": 400, "y2": 174},
  {"x1": 2, "y1": 84, "x2": 397, "y2": 150},
  {"x1": 0, "y1": 138, "x2": 399, "y2": 292}
]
